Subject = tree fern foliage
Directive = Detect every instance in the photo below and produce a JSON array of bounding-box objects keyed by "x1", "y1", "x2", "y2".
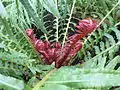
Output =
[{"x1": 0, "y1": 0, "x2": 120, "y2": 90}]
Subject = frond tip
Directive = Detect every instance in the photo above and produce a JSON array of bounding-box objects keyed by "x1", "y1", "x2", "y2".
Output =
[{"x1": 75, "y1": 18, "x2": 97, "y2": 39}]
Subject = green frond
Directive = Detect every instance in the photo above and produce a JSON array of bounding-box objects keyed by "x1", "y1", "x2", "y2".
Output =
[
  {"x1": 0, "y1": 74, "x2": 24, "y2": 90},
  {"x1": 45, "y1": 67, "x2": 120, "y2": 89},
  {"x1": 19, "y1": 0, "x2": 47, "y2": 34}
]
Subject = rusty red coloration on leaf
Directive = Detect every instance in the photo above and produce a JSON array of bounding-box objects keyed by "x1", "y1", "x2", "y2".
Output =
[
  {"x1": 55, "y1": 38, "x2": 83, "y2": 68},
  {"x1": 26, "y1": 29, "x2": 61, "y2": 65},
  {"x1": 75, "y1": 18, "x2": 97, "y2": 39},
  {"x1": 26, "y1": 18, "x2": 98, "y2": 68}
]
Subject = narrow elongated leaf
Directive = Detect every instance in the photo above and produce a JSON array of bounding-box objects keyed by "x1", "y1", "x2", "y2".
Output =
[
  {"x1": 40, "y1": 0, "x2": 60, "y2": 17},
  {"x1": 0, "y1": 74, "x2": 24, "y2": 90},
  {"x1": 19, "y1": 0, "x2": 47, "y2": 33},
  {"x1": 98, "y1": 56, "x2": 106, "y2": 69},
  {"x1": 46, "y1": 67, "x2": 120, "y2": 89},
  {"x1": 113, "y1": 28, "x2": 120, "y2": 41},
  {"x1": 0, "y1": 1, "x2": 7, "y2": 17},
  {"x1": 105, "y1": 56, "x2": 120, "y2": 69}
]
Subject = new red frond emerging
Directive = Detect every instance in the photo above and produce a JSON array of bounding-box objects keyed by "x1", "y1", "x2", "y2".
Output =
[
  {"x1": 75, "y1": 18, "x2": 97, "y2": 39},
  {"x1": 26, "y1": 29, "x2": 61, "y2": 65},
  {"x1": 26, "y1": 18, "x2": 98, "y2": 68}
]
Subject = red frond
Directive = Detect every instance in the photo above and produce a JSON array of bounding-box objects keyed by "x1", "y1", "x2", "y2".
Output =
[
  {"x1": 75, "y1": 18, "x2": 97, "y2": 39},
  {"x1": 26, "y1": 18, "x2": 98, "y2": 68},
  {"x1": 55, "y1": 34, "x2": 83, "y2": 68}
]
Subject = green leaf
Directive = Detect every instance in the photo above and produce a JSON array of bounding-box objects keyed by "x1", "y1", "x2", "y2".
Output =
[
  {"x1": 0, "y1": 43, "x2": 5, "y2": 48},
  {"x1": 40, "y1": 84, "x2": 78, "y2": 90},
  {"x1": 113, "y1": 28, "x2": 120, "y2": 41},
  {"x1": 0, "y1": 1, "x2": 7, "y2": 17},
  {"x1": 105, "y1": 56, "x2": 120, "y2": 70},
  {"x1": 46, "y1": 67, "x2": 120, "y2": 89},
  {"x1": 0, "y1": 74, "x2": 24, "y2": 90},
  {"x1": 97, "y1": 56, "x2": 106, "y2": 69},
  {"x1": 40, "y1": 0, "x2": 60, "y2": 17},
  {"x1": 19, "y1": 0, "x2": 47, "y2": 33},
  {"x1": 104, "y1": 33, "x2": 116, "y2": 45},
  {"x1": 0, "y1": 51, "x2": 35, "y2": 66},
  {"x1": 29, "y1": 64, "x2": 54, "y2": 75}
]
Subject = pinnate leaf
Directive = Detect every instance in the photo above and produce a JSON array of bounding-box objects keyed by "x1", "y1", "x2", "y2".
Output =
[{"x1": 46, "y1": 67, "x2": 120, "y2": 89}]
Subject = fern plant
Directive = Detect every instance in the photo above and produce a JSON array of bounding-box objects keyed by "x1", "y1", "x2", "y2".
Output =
[{"x1": 0, "y1": 0, "x2": 120, "y2": 90}]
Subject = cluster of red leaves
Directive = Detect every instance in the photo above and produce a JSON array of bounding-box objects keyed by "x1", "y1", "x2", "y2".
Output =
[{"x1": 26, "y1": 18, "x2": 98, "y2": 68}]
